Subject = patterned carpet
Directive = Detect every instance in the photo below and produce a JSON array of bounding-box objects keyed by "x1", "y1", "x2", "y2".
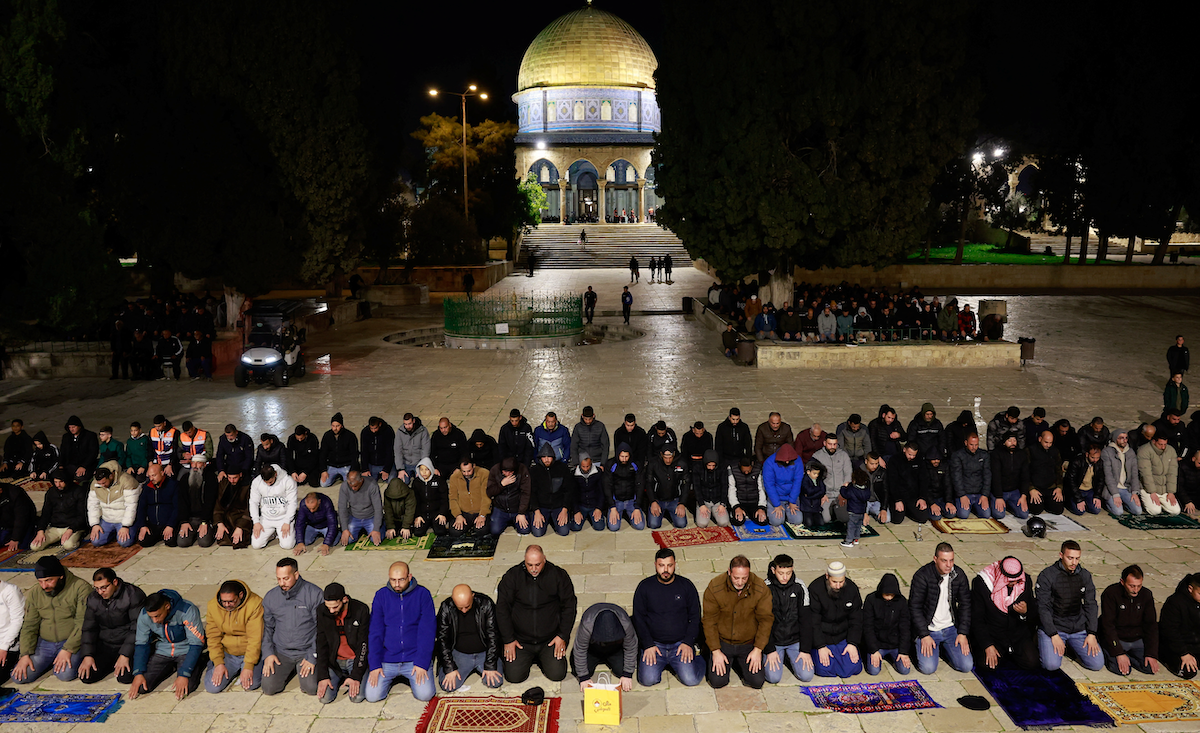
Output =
[
  {"x1": 651, "y1": 525, "x2": 738, "y2": 548},
  {"x1": 803, "y1": 680, "x2": 940, "y2": 713},
  {"x1": 415, "y1": 695, "x2": 560, "y2": 733},
  {"x1": 931, "y1": 517, "x2": 1010, "y2": 534},
  {"x1": 0, "y1": 692, "x2": 123, "y2": 723},
  {"x1": 1079, "y1": 680, "x2": 1200, "y2": 725}
]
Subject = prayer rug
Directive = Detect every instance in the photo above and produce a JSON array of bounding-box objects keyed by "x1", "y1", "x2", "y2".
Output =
[
  {"x1": 803, "y1": 679, "x2": 940, "y2": 713},
  {"x1": 345, "y1": 533, "x2": 435, "y2": 551},
  {"x1": 0, "y1": 692, "x2": 123, "y2": 723},
  {"x1": 732, "y1": 522, "x2": 791, "y2": 541},
  {"x1": 975, "y1": 664, "x2": 1114, "y2": 729},
  {"x1": 415, "y1": 695, "x2": 560, "y2": 733},
  {"x1": 1115, "y1": 512, "x2": 1200, "y2": 531},
  {"x1": 1000, "y1": 514, "x2": 1089, "y2": 534},
  {"x1": 60, "y1": 543, "x2": 141, "y2": 568},
  {"x1": 0, "y1": 545, "x2": 75, "y2": 572},
  {"x1": 783, "y1": 521, "x2": 880, "y2": 540},
  {"x1": 651, "y1": 525, "x2": 737, "y2": 548},
  {"x1": 11, "y1": 477, "x2": 51, "y2": 491},
  {"x1": 425, "y1": 533, "x2": 498, "y2": 561},
  {"x1": 931, "y1": 517, "x2": 1010, "y2": 534},
  {"x1": 1078, "y1": 680, "x2": 1200, "y2": 725}
]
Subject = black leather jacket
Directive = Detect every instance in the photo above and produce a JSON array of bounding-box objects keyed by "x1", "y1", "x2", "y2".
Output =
[{"x1": 436, "y1": 592, "x2": 500, "y2": 672}]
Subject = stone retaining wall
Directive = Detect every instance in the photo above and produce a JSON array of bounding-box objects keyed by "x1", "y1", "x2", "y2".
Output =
[
  {"x1": 756, "y1": 341, "x2": 1022, "y2": 369},
  {"x1": 691, "y1": 259, "x2": 1200, "y2": 293},
  {"x1": 355, "y1": 262, "x2": 513, "y2": 293}
]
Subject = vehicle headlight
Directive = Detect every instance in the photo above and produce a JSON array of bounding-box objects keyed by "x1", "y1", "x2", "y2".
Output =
[
  {"x1": 261, "y1": 354, "x2": 281, "y2": 364},
  {"x1": 241, "y1": 355, "x2": 254, "y2": 364}
]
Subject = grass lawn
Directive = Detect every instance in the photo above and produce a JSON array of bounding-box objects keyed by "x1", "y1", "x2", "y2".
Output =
[{"x1": 908, "y1": 243, "x2": 1128, "y2": 265}]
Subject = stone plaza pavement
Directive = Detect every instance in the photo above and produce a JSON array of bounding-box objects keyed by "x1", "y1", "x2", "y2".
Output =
[{"x1": 1, "y1": 268, "x2": 1199, "y2": 732}]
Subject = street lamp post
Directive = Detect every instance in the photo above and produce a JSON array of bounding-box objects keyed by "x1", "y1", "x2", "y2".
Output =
[{"x1": 428, "y1": 85, "x2": 487, "y2": 218}]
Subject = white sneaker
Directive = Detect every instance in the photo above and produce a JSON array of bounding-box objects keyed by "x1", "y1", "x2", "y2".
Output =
[{"x1": 840, "y1": 540, "x2": 854, "y2": 548}]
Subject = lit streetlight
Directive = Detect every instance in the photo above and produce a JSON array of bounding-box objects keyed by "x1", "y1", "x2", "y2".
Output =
[{"x1": 428, "y1": 84, "x2": 488, "y2": 218}]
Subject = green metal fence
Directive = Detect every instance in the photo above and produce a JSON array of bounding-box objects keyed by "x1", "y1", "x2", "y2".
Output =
[{"x1": 443, "y1": 293, "x2": 583, "y2": 338}]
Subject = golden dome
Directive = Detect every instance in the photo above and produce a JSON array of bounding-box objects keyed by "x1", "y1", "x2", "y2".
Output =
[{"x1": 517, "y1": 6, "x2": 658, "y2": 91}]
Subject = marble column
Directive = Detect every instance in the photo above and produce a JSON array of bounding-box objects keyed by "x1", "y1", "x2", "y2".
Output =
[
  {"x1": 637, "y1": 180, "x2": 647, "y2": 223},
  {"x1": 598, "y1": 183, "x2": 606, "y2": 223},
  {"x1": 559, "y1": 178, "x2": 569, "y2": 224}
]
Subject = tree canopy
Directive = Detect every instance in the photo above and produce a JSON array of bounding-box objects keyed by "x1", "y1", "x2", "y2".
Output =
[{"x1": 654, "y1": 0, "x2": 979, "y2": 280}]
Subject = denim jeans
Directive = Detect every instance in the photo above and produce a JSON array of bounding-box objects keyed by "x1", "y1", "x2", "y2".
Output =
[
  {"x1": 992, "y1": 490, "x2": 1030, "y2": 520},
  {"x1": 866, "y1": 500, "x2": 882, "y2": 520},
  {"x1": 490, "y1": 508, "x2": 526, "y2": 536},
  {"x1": 864, "y1": 647, "x2": 912, "y2": 675},
  {"x1": 766, "y1": 503, "x2": 802, "y2": 527},
  {"x1": 437, "y1": 650, "x2": 503, "y2": 692},
  {"x1": 323, "y1": 465, "x2": 351, "y2": 487},
  {"x1": 607, "y1": 499, "x2": 646, "y2": 531},
  {"x1": 347, "y1": 517, "x2": 375, "y2": 542},
  {"x1": 955, "y1": 494, "x2": 992, "y2": 519},
  {"x1": 303, "y1": 524, "x2": 338, "y2": 547},
  {"x1": 763, "y1": 642, "x2": 815, "y2": 683},
  {"x1": 95, "y1": 520, "x2": 137, "y2": 547},
  {"x1": 364, "y1": 661, "x2": 436, "y2": 702},
  {"x1": 813, "y1": 640, "x2": 863, "y2": 678},
  {"x1": 365, "y1": 464, "x2": 389, "y2": 481},
  {"x1": 18, "y1": 638, "x2": 84, "y2": 683},
  {"x1": 319, "y1": 659, "x2": 366, "y2": 703},
  {"x1": 203, "y1": 653, "x2": 263, "y2": 693},
  {"x1": 915, "y1": 626, "x2": 974, "y2": 674},
  {"x1": 529, "y1": 509, "x2": 573, "y2": 537},
  {"x1": 1038, "y1": 629, "x2": 1104, "y2": 671},
  {"x1": 1105, "y1": 488, "x2": 1143, "y2": 516},
  {"x1": 647, "y1": 499, "x2": 688, "y2": 529},
  {"x1": 1066, "y1": 489, "x2": 1104, "y2": 516},
  {"x1": 577, "y1": 506, "x2": 607, "y2": 531},
  {"x1": 846, "y1": 513, "x2": 864, "y2": 542},
  {"x1": 636, "y1": 642, "x2": 706, "y2": 687}
]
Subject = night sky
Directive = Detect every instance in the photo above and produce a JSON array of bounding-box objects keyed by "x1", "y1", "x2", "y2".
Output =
[{"x1": 365, "y1": 0, "x2": 664, "y2": 170}]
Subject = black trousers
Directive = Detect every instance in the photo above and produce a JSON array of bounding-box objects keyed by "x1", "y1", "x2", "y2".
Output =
[
  {"x1": 139, "y1": 653, "x2": 206, "y2": 694},
  {"x1": 570, "y1": 644, "x2": 629, "y2": 681},
  {"x1": 175, "y1": 519, "x2": 218, "y2": 548},
  {"x1": 504, "y1": 640, "x2": 568, "y2": 683},
  {"x1": 81, "y1": 646, "x2": 136, "y2": 685},
  {"x1": 889, "y1": 501, "x2": 931, "y2": 524},
  {"x1": 1028, "y1": 487, "x2": 1066, "y2": 515},
  {"x1": 412, "y1": 514, "x2": 450, "y2": 537},
  {"x1": 708, "y1": 641, "x2": 764, "y2": 690},
  {"x1": 584, "y1": 304, "x2": 595, "y2": 323},
  {"x1": 138, "y1": 524, "x2": 179, "y2": 548},
  {"x1": 729, "y1": 504, "x2": 767, "y2": 526},
  {"x1": 111, "y1": 352, "x2": 129, "y2": 379}
]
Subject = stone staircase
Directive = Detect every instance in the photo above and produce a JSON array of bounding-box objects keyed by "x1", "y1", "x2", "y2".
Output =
[{"x1": 517, "y1": 223, "x2": 692, "y2": 269}]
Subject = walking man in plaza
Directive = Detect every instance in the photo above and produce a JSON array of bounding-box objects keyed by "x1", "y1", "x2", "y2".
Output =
[
  {"x1": 633, "y1": 548, "x2": 705, "y2": 687},
  {"x1": 622, "y1": 286, "x2": 633, "y2": 324},
  {"x1": 1036, "y1": 540, "x2": 1104, "y2": 671},
  {"x1": 584, "y1": 286, "x2": 597, "y2": 324},
  {"x1": 364, "y1": 562, "x2": 436, "y2": 702}
]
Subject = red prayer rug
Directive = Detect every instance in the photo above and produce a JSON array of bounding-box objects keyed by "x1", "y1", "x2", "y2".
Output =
[
  {"x1": 651, "y1": 525, "x2": 737, "y2": 549},
  {"x1": 415, "y1": 696, "x2": 560, "y2": 733},
  {"x1": 12, "y1": 477, "x2": 51, "y2": 491}
]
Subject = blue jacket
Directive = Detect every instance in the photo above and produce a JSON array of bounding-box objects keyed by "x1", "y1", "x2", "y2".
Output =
[
  {"x1": 368, "y1": 579, "x2": 436, "y2": 670},
  {"x1": 762, "y1": 451, "x2": 804, "y2": 506},
  {"x1": 754, "y1": 312, "x2": 777, "y2": 333},
  {"x1": 622, "y1": 292, "x2": 633, "y2": 306},
  {"x1": 133, "y1": 589, "x2": 205, "y2": 678},
  {"x1": 295, "y1": 492, "x2": 339, "y2": 545},
  {"x1": 135, "y1": 477, "x2": 180, "y2": 530},
  {"x1": 215, "y1": 431, "x2": 255, "y2": 476},
  {"x1": 840, "y1": 483, "x2": 871, "y2": 515},
  {"x1": 534, "y1": 422, "x2": 572, "y2": 463}
]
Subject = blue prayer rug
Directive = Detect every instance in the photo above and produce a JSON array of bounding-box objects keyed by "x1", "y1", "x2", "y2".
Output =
[
  {"x1": 0, "y1": 692, "x2": 123, "y2": 723},
  {"x1": 803, "y1": 679, "x2": 940, "y2": 713},
  {"x1": 976, "y1": 664, "x2": 1115, "y2": 729},
  {"x1": 732, "y1": 522, "x2": 791, "y2": 541}
]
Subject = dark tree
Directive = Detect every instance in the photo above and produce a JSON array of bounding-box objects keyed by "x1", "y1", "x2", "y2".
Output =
[{"x1": 653, "y1": 0, "x2": 979, "y2": 286}]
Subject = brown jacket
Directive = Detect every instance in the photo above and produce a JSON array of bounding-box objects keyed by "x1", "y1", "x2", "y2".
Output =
[
  {"x1": 206, "y1": 580, "x2": 264, "y2": 666},
  {"x1": 754, "y1": 421, "x2": 795, "y2": 463},
  {"x1": 702, "y1": 571, "x2": 773, "y2": 650},
  {"x1": 449, "y1": 466, "x2": 491, "y2": 516}
]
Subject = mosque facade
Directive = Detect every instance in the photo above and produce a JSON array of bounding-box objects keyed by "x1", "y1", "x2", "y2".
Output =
[{"x1": 513, "y1": 3, "x2": 664, "y2": 224}]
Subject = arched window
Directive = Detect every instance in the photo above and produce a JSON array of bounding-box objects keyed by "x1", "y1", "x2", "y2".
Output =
[
  {"x1": 574, "y1": 101, "x2": 585, "y2": 121},
  {"x1": 601, "y1": 101, "x2": 612, "y2": 121}
]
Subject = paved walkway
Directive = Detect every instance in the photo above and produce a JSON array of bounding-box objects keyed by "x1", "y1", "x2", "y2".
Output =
[{"x1": 1, "y1": 268, "x2": 1198, "y2": 732}]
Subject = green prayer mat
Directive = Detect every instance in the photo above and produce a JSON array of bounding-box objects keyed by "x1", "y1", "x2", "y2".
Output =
[
  {"x1": 784, "y1": 521, "x2": 880, "y2": 540},
  {"x1": 1116, "y1": 512, "x2": 1200, "y2": 531},
  {"x1": 345, "y1": 533, "x2": 435, "y2": 551}
]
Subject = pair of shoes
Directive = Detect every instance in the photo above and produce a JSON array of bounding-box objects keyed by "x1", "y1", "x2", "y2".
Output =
[{"x1": 839, "y1": 540, "x2": 854, "y2": 548}]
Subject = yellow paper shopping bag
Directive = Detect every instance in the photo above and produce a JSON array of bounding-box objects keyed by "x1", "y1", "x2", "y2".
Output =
[{"x1": 583, "y1": 672, "x2": 622, "y2": 725}]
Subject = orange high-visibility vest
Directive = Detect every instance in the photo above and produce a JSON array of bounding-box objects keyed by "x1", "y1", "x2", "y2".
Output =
[
  {"x1": 178, "y1": 429, "x2": 208, "y2": 461},
  {"x1": 150, "y1": 426, "x2": 178, "y2": 464}
]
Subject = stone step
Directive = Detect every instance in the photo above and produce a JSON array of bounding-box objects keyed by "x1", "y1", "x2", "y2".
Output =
[{"x1": 518, "y1": 223, "x2": 692, "y2": 269}]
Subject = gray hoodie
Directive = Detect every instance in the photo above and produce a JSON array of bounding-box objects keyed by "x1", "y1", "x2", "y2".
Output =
[
  {"x1": 393, "y1": 419, "x2": 431, "y2": 470},
  {"x1": 262, "y1": 576, "x2": 322, "y2": 661},
  {"x1": 1100, "y1": 431, "x2": 1140, "y2": 496}
]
